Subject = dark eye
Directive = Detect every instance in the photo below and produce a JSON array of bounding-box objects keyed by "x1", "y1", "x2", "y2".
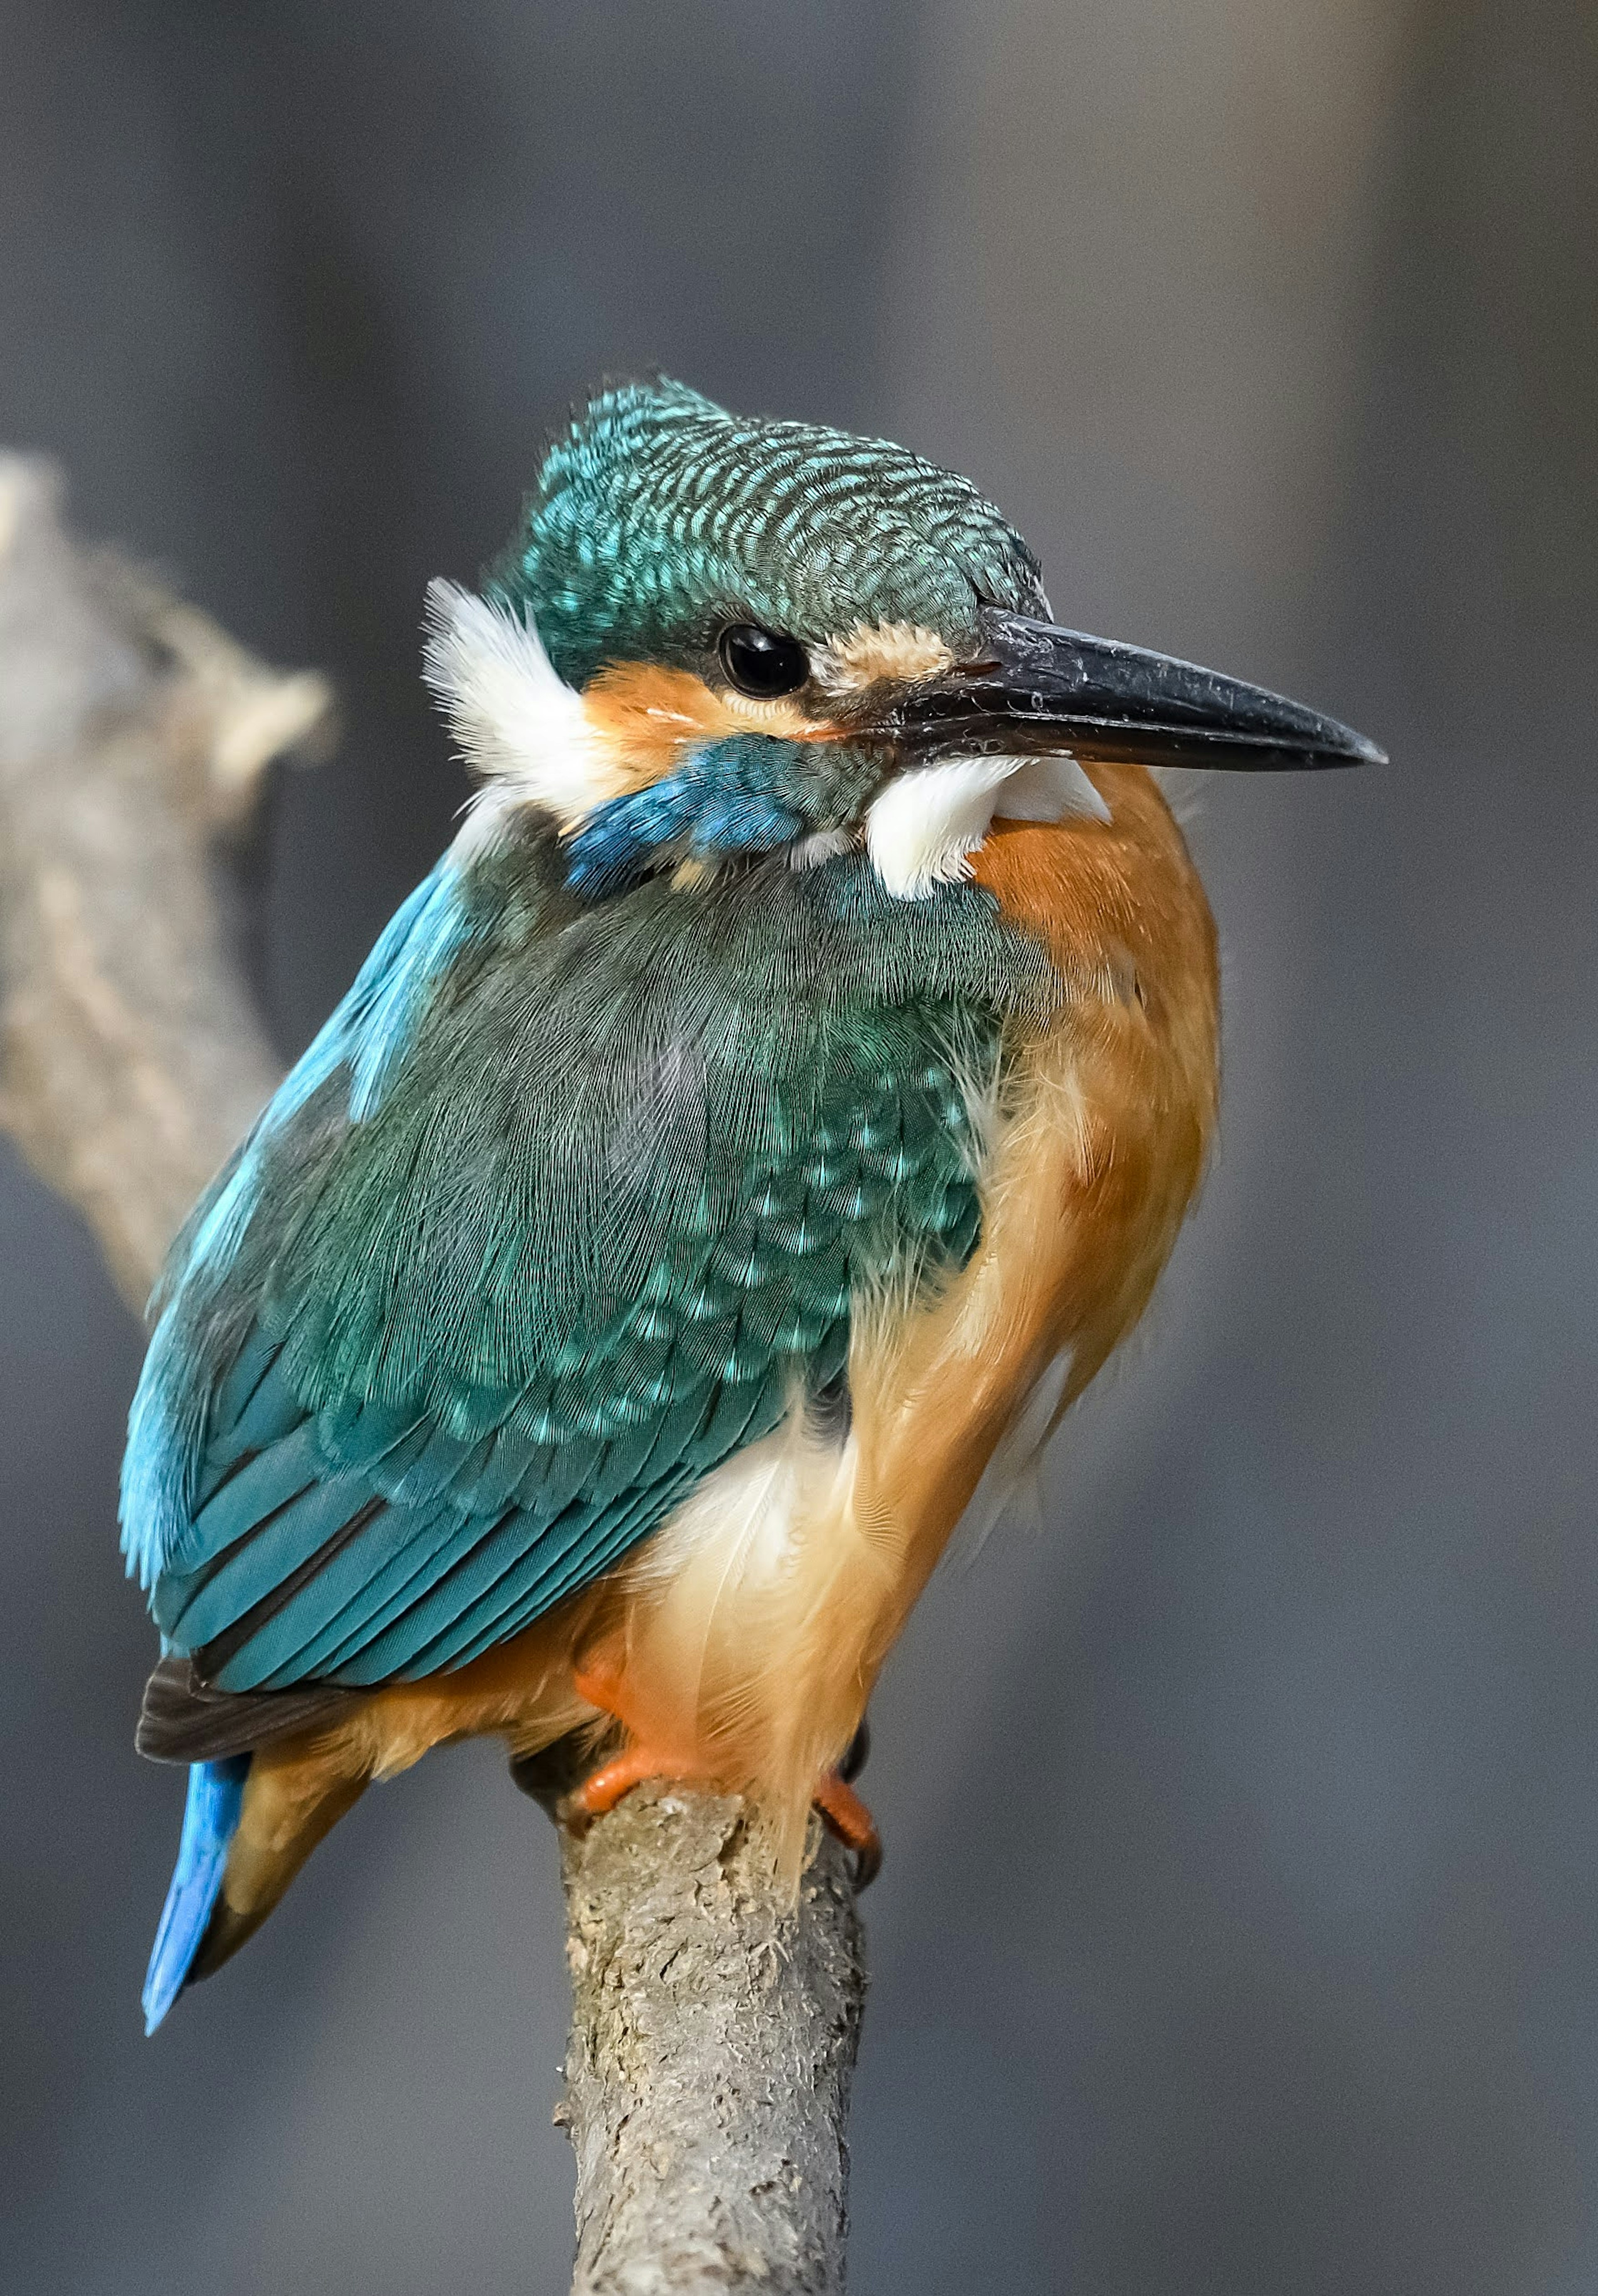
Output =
[{"x1": 717, "y1": 622, "x2": 810, "y2": 699}]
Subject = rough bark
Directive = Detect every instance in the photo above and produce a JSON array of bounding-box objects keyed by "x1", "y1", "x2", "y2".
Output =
[
  {"x1": 560, "y1": 1789, "x2": 865, "y2": 2296},
  {"x1": 0, "y1": 455, "x2": 869, "y2": 2293}
]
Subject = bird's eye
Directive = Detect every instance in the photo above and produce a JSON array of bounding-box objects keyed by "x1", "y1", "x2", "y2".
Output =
[{"x1": 717, "y1": 623, "x2": 810, "y2": 699}]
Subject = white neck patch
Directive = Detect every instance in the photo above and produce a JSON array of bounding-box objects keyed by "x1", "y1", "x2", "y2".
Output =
[
  {"x1": 866, "y1": 751, "x2": 1110, "y2": 900},
  {"x1": 422, "y1": 578, "x2": 1114, "y2": 891},
  {"x1": 422, "y1": 580, "x2": 613, "y2": 832}
]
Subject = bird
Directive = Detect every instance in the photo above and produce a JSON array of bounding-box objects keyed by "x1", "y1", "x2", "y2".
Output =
[{"x1": 121, "y1": 378, "x2": 1380, "y2": 2033}]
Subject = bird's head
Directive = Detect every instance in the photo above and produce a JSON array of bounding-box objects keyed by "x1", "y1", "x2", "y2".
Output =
[{"x1": 424, "y1": 380, "x2": 1381, "y2": 899}]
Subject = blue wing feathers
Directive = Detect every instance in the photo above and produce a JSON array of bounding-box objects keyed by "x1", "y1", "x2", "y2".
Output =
[
  {"x1": 121, "y1": 830, "x2": 1045, "y2": 1708},
  {"x1": 209, "y1": 1330, "x2": 285, "y2": 1449},
  {"x1": 157, "y1": 1433, "x2": 330, "y2": 1633},
  {"x1": 120, "y1": 860, "x2": 473, "y2": 1595},
  {"x1": 195, "y1": 1487, "x2": 387, "y2": 1686},
  {"x1": 142, "y1": 1757, "x2": 248, "y2": 2034},
  {"x1": 258, "y1": 1497, "x2": 494, "y2": 1683},
  {"x1": 437, "y1": 1467, "x2": 706, "y2": 1674}
]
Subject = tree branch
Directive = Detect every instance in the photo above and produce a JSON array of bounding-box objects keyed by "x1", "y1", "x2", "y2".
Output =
[
  {"x1": 0, "y1": 457, "x2": 869, "y2": 2293},
  {"x1": 560, "y1": 1789, "x2": 865, "y2": 2295},
  {"x1": 0, "y1": 452, "x2": 328, "y2": 1302}
]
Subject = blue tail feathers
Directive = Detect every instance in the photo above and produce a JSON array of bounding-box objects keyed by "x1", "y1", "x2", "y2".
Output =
[{"x1": 142, "y1": 1757, "x2": 248, "y2": 2035}]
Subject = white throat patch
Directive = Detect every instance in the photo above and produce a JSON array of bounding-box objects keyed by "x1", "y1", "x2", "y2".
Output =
[{"x1": 865, "y1": 751, "x2": 1110, "y2": 900}]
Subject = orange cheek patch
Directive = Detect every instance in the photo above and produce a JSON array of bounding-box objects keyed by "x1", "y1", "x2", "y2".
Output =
[{"x1": 581, "y1": 660, "x2": 842, "y2": 791}]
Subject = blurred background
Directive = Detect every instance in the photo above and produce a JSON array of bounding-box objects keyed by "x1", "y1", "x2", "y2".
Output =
[{"x1": 2, "y1": 2, "x2": 1595, "y2": 2289}]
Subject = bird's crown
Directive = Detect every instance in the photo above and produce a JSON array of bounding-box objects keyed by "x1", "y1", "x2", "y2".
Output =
[{"x1": 492, "y1": 378, "x2": 1047, "y2": 689}]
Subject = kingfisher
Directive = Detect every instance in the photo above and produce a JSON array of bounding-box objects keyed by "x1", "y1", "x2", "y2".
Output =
[{"x1": 122, "y1": 379, "x2": 1379, "y2": 2032}]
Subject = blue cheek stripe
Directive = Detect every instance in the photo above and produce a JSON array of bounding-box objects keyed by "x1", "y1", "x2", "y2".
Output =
[{"x1": 563, "y1": 737, "x2": 809, "y2": 897}]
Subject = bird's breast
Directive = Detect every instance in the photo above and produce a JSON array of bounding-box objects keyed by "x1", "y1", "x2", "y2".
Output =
[{"x1": 845, "y1": 760, "x2": 1221, "y2": 1633}]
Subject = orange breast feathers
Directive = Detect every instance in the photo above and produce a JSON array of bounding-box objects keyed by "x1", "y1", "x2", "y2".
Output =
[{"x1": 846, "y1": 759, "x2": 1221, "y2": 1656}]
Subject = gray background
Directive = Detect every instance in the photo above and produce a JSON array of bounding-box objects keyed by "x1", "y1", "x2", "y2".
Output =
[{"x1": 2, "y1": 2, "x2": 1595, "y2": 2290}]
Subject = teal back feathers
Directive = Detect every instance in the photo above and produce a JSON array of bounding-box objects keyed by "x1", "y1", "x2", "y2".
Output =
[{"x1": 495, "y1": 379, "x2": 1047, "y2": 687}]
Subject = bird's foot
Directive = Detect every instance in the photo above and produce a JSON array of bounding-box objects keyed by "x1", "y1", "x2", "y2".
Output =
[
  {"x1": 563, "y1": 1658, "x2": 708, "y2": 1833},
  {"x1": 566, "y1": 1657, "x2": 881, "y2": 1887},
  {"x1": 557, "y1": 1740, "x2": 683, "y2": 1834},
  {"x1": 563, "y1": 1751, "x2": 882, "y2": 1888},
  {"x1": 812, "y1": 1769, "x2": 882, "y2": 1889}
]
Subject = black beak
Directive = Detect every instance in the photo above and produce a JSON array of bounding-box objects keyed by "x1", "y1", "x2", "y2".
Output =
[{"x1": 891, "y1": 606, "x2": 1385, "y2": 772}]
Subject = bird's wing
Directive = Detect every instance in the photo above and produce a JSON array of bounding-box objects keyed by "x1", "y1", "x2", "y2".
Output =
[{"x1": 122, "y1": 822, "x2": 1055, "y2": 1695}]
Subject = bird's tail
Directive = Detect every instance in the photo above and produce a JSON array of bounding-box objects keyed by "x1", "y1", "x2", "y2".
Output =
[{"x1": 142, "y1": 1756, "x2": 248, "y2": 2035}]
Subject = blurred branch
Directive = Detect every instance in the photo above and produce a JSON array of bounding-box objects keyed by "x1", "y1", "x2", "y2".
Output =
[
  {"x1": 0, "y1": 453, "x2": 328, "y2": 1303},
  {"x1": 0, "y1": 457, "x2": 868, "y2": 2294}
]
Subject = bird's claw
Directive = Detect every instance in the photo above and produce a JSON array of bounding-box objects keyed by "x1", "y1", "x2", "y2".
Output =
[
  {"x1": 812, "y1": 1768, "x2": 883, "y2": 1890},
  {"x1": 554, "y1": 1788, "x2": 596, "y2": 1839},
  {"x1": 557, "y1": 1741, "x2": 670, "y2": 1834},
  {"x1": 550, "y1": 1719, "x2": 884, "y2": 1889},
  {"x1": 839, "y1": 1715, "x2": 871, "y2": 1784}
]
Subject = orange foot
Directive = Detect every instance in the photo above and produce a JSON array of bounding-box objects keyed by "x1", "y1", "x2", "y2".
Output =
[
  {"x1": 560, "y1": 1739, "x2": 883, "y2": 1889},
  {"x1": 566, "y1": 1660, "x2": 881, "y2": 1886},
  {"x1": 559, "y1": 1739, "x2": 691, "y2": 1832},
  {"x1": 564, "y1": 1657, "x2": 709, "y2": 1832},
  {"x1": 813, "y1": 1770, "x2": 883, "y2": 1889}
]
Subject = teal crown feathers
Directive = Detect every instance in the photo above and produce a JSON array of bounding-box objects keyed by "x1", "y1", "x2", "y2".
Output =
[{"x1": 491, "y1": 379, "x2": 1047, "y2": 688}]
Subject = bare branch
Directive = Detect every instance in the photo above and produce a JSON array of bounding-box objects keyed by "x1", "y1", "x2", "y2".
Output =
[
  {"x1": 561, "y1": 1789, "x2": 865, "y2": 2296},
  {"x1": 0, "y1": 454, "x2": 328, "y2": 1302}
]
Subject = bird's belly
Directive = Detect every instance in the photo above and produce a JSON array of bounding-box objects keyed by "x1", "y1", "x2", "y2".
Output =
[{"x1": 567, "y1": 1410, "x2": 887, "y2": 1871}]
